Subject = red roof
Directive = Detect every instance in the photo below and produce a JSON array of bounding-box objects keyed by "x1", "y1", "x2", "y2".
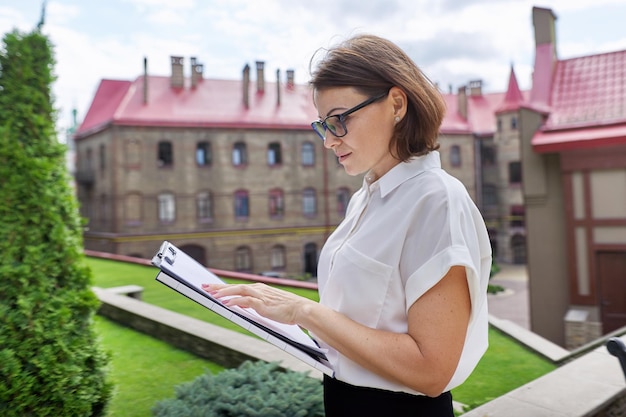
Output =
[
  {"x1": 467, "y1": 93, "x2": 509, "y2": 136},
  {"x1": 496, "y1": 66, "x2": 525, "y2": 114},
  {"x1": 78, "y1": 79, "x2": 131, "y2": 136},
  {"x1": 440, "y1": 90, "x2": 525, "y2": 137},
  {"x1": 440, "y1": 94, "x2": 471, "y2": 134},
  {"x1": 76, "y1": 70, "x2": 526, "y2": 141},
  {"x1": 76, "y1": 75, "x2": 318, "y2": 139},
  {"x1": 532, "y1": 49, "x2": 626, "y2": 152},
  {"x1": 533, "y1": 122, "x2": 626, "y2": 153}
]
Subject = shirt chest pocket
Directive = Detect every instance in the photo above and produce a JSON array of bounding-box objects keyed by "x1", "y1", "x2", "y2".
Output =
[{"x1": 321, "y1": 242, "x2": 394, "y2": 328}]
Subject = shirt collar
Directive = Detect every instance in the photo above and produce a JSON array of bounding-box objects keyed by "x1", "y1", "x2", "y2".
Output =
[{"x1": 364, "y1": 151, "x2": 441, "y2": 198}]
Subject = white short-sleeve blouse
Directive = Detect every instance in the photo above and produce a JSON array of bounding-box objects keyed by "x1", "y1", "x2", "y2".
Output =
[{"x1": 315, "y1": 151, "x2": 492, "y2": 395}]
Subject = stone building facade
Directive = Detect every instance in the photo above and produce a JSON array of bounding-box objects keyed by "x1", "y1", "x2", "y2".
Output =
[
  {"x1": 75, "y1": 59, "x2": 365, "y2": 277},
  {"x1": 75, "y1": 54, "x2": 529, "y2": 277}
]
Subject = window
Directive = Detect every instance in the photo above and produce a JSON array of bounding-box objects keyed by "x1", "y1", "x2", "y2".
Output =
[
  {"x1": 482, "y1": 184, "x2": 498, "y2": 206},
  {"x1": 482, "y1": 146, "x2": 495, "y2": 166},
  {"x1": 197, "y1": 191, "x2": 213, "y2": 221},
  {"x1": 303, "y1": 242, "x2": 317, "y2": 277},
  {"x1": 158, "y1": 141, "x2": 173, "y2": 167},
  {"x1": 497, "y1": 118, "x2": 502, "y2": 133},
  {"x1": 269, "y1": 189, "x2": 284, "y2": 218},
  {"x1": 511, "y1": 116, "x2": 518, "y2": 130},
  {"x1": 99, "y1": 144, "x2": 106, "y2": 171},
  {"x1": 97, "y1": 193, "x2": 108, "y2": 227},
  {"x1": 336, "y1": 187, "x2": 350, "y2": 217},
  {"x1": 510, "y1": 205, "x2": 525, "y2": 228},
  {"x1": 158, "y1": 192, "x2": 175, "y2": 222},
  {"x1": 125, "y1": 193, "x2": 142, "y2": 225},
  {"x1": 450, "y1": 145, "x2": 461, "y2": 167},
  {"x1": 302, "y1": 188, "x2": 317, "y2": 216},
  {"x1": 301, "y1": 142, "x2": 315, "y2": 166},
  {"x1": 235, "y1": 246, "x2": 252, "y2": 272},
  {"x1": 85, "y1": 148, "x2": 93, "y2": 170},
  {"x1": 232, "y1": 142, "x2": 247, "y2": 166},
  {"x1": 509, "y1": 161, "x2": 522, "y2": 184},
  {"x1": 196, "y1": 141, "x2": 211, "y2": 166},
  {"x1": 125, "y1": 139, "x2": 141, "y2": 167},
  {"x1": 267, "y1": 142, "x2": 282, "y2": 166},
  {"x1": 270, "y1": 245, "x2": 286, "y2": 270},
  {"x1": 234, "y1": 190, "x2": 249, "y2": 219}
]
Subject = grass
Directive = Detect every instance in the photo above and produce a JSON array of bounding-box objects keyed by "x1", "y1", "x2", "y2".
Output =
[
  {"x1": 88, "y1": 257, "x2": 318, "y2": 333},
  {"x1": 451, "y1": 327, "x2": 555, "y2": 407},
  {"x1": 88, "y1": 256, "x2": 556, "y2": 414},
  {"x1": 94, "y1": 316, "x2": 223, "y2": 417}
]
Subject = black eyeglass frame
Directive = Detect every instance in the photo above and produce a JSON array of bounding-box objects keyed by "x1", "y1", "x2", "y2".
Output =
[{"x1": 311, "y1": 90, "x2": 389, "y2": 141}]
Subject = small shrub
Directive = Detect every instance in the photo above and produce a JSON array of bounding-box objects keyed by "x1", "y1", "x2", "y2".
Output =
[
  {"x1": 152, "y1": 361, "x2": 324, "y2": 417},
  {"x1": 487, "y1": 261, "x2": 504, "y2": 294},
  {"x1": 490, "y1": 262, "x2": 501, "y2": 278}
]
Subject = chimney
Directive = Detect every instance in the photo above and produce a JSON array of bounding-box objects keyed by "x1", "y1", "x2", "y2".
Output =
[
  {"x1": 256, "y1": 61, "x2": 265, "y2": 93},
  {"x1": 286, "y1": 69, "x2": 295, "y2": 90},
  {"x1": 170, "y1": 56, "x2": 184, "y2": 88},
  {"x1": 190, "y1": 56, "x2": 203, "y2": 89},
  {"x1": 243, "y1": 64, "x2": 250, "y2": 109},
  {"x1": 143, "y1": 57, "x2": 148, "y2": 104},
  {"x1": 533, "y1": 7, "x2": 557, "y2": 46},
  {"x1": 530, "y1": 7, "x2": 558, "y2": 108},
  {"x1": 457, "y1": 85, "x2": 467, "y2": 120},
  {"x1": 469, "y1": 79, "x2": 482, "y2": 96},
  {"x1": 276, "y1": 69, "x2": 281, "y2": 107}
]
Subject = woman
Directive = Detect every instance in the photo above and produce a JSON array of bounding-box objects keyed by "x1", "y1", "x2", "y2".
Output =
[{"x1": 204, "y1": 34, "x2": 491, "y2": 416}]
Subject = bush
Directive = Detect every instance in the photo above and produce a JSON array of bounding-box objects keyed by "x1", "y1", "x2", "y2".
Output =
[
  {"x1": 0, "y1": 28, "x2": 112, "y2": 416},
  {"x1": 488, "y1": 261, "x2": 504, "y2": 294},
  {"x1": 152, "y1": 361, "x2": 324, "y2": 417}
]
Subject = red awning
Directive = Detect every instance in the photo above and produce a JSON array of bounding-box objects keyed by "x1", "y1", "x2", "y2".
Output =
[{"x1": 532, "y1": 123, "x2": 626, "y2": 153}]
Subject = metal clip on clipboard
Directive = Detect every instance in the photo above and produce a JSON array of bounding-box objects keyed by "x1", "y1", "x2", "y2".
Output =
[{"x1": 154, "y1": 241, "x2": 177, "y2": 266}]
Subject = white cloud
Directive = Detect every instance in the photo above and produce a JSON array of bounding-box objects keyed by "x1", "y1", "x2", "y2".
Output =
[
  {"x1": 123, "y1": 0, "x2": 196, "y2": 11},
  {"x1": 47, "y1": 1, "x2": 80, "y2": 25},
  {"x1": 0, "y1": 5, "x2": 36, "y2": 33},
  {"x1": 2, "y1": 0, "x2": 625, "y2": 136},
  {"x1": 147, "y1": 9, "x2": 187, "y2": 26}
]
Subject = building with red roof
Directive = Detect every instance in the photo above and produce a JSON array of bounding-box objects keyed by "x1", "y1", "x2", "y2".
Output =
[
  {"x1": 72, "y1": 2, "x2": 625, "y2": 358},
  {"x1": 520, "y1": 7, "x2": 626, "y2": 348},
  {"x1": 74, "y1": 58, "x2": 350, "y2": 277},
  {"x1": 74, "y1": 43, "x2": 532, "y2": 277}
]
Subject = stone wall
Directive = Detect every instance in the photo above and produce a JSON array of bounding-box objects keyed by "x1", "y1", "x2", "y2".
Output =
[{"x1": 93, "y1": 285, "x2": 324, "y2": 378}]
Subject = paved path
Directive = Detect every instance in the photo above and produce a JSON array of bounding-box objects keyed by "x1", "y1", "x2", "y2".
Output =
[{"x1": 487, "y1": 264, "x2": 530, "y2": 329}]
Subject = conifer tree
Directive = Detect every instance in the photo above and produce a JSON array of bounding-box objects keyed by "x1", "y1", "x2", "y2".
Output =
[{"x1": 0, "y1": 26, "x2": 112, "y2": 417}]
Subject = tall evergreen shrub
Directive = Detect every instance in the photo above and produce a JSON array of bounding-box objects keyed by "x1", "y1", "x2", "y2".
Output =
[{"x1": 0, "y1": 28, "x2": 112, "y2": 416}]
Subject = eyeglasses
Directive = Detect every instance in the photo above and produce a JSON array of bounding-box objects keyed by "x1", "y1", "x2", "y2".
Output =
[{"x1": 311, "y1": 91, "x2": 388, "y2": 141}]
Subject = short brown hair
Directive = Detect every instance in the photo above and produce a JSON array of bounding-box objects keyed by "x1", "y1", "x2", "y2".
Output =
[{"x1": 309, "y1": 34, "x2": 445, "y2": 161}]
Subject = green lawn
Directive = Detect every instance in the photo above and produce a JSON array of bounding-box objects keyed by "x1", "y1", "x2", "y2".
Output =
[
  {"x1": 89, "y1": 257, "x2": 318, "y2": 333},
  {"x1": 88, "y1": 256, "x2": 556, "y2": 414},
  {"x1": 451, "y1": 327, "x2": 555, "y2": 407},
  {"x1": 94, "y1": 316, "x2": 223, "y2": 417}
]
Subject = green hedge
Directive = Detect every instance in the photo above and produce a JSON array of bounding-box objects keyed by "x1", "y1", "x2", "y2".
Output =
[{"x1": 0, "y1": 28, "x2": 112, "y2": 416}]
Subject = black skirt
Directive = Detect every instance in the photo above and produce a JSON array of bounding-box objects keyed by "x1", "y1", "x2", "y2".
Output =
[{"x1": 323, "y1": 375, "x2": 454, "y2": 417}]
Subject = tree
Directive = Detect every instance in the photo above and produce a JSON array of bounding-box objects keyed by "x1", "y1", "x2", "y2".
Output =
[{"x1": 0, "y1": 27, "x2": 112, "y2": 417}]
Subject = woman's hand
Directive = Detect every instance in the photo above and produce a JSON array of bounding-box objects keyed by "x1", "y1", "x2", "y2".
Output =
[
  {"x1": 203, "y1": 266, "x2": 470, "y2": 396},
  {"x1": 201, "y1": 282, "x2": 316, "y2": 326}
]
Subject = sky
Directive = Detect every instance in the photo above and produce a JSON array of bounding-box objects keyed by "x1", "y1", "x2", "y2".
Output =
[{"x1": 1, "y1": 0, "x2": 626, "y2": 139}]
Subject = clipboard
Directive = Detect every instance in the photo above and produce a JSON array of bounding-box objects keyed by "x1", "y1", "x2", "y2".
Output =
[{"x1": 151, "y1": 241, "x2": 334, "y2": 376}]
